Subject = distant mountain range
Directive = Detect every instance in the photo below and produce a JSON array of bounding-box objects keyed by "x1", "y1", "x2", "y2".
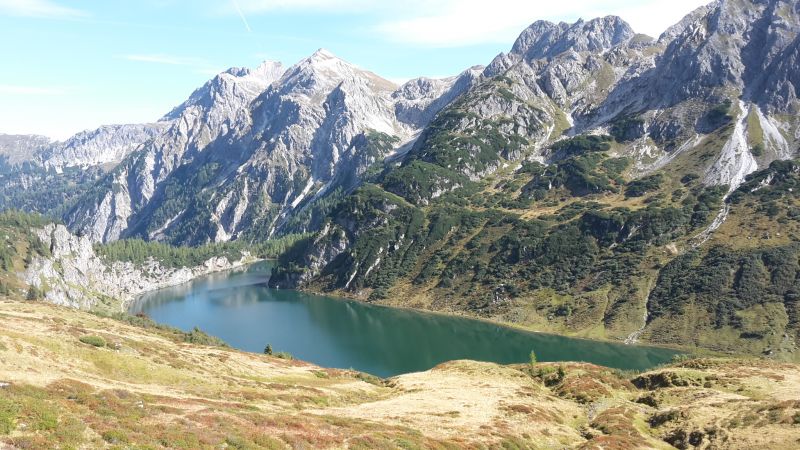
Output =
[{"x1": 2, "y1": 0, "x2": 800, "y2": 358}]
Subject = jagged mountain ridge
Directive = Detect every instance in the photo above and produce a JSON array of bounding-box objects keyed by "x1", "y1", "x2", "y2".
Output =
[
  {"x1": 63, "y1": 6, "x2": 780, "y2": 244},
  {"x1": 0, "y1": 133, "x2": 51, "y2": 169},
  {"x1": 0, "y1": 62, "x2": 286, "y2": 221},
  {"x1": 6, "y1": 1, "x2": 797, "y2": 246},
  {"x1": 37, "y1": 123, "x2": 167, "y2": 171},
  {"x1": 0, "y1": 124, "x2": 165, "y2": 172},
  {"x1": 64, "y1": 49, "x2": 480, "y2": 244},
  {"x1": 0, "y1": 124, "x2": 167, "y2": 218}
]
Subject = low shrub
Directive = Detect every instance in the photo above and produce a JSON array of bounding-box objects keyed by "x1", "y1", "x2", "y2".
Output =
[
  {"x1": 79, "y1": 335, "x2": 106, "y2": 348},
  {"x1": 102, "y1": 429, "x2": 129, "y2": 444},
  {"x1": 183, "y1": 327, "x2": 227, "y2": 347},
  {"x1": 355, "y1": 372, "x2": 383, "y2": 386}
]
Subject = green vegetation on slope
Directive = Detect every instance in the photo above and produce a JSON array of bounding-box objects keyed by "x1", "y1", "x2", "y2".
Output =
[
  {"x1": 0, "y1": 165, "x2": 106, "y2": 219},
  {"x1": 0, "y1": 211, "x2": 53, "y2": 296},
  {"x1": 95, "y1": 233, "x2": 309, "y2": 269},
  {"x1": 273, "y1": 104, "x2": 800, "y2": 358},
  {"x1": 381, "y1": 78, "x2": 550, "y2": 205}
]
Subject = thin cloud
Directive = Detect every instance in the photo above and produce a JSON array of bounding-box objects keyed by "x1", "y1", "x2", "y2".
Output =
[
  {"x1": 229, "y1": 0, "x2": 252, "y2": 32},
  {"x1": 373, "y1": 0, "x2": 712, "y2": 47},
  {"x1": 230, "y1": 0, "x2": 371, "y2": 13},
  {"x1": 0, "y1": 84, "x2": 69, "y2": 95},
  {"x1": 195, "y1": 68, "x2": 226, "y2": 76},
  {"x1": 216, "y1": 0, "x2": 710, "y2": 47},
  {"x1": 0, "y1": 0, "x2": 87, "y2": 19},
  {"x1": 119, "y1": 54, "x2": 208, "y2": 66}
]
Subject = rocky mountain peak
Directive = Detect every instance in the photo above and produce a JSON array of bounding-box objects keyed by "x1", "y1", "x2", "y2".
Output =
[
  {"x1": 485, "y1": 15, "x2": 636, "y2": 77},
  {"x1": 658, "y1": 1, "x2": 719, "y2": 43},
  {"x1": 163, "y1": 60, "x2": 285, "y2": 122},
  {"x1": 221, "y1": 60, "x2": 284, "y2": 79},
  {"x1": 309, "y1": 47, "x2": 337, "y2": 60},
  {"x1": 278, "y1": 48, "x2": 398, "y2": 98},
  {"x1": 253, "y1": 60, "x2": 286, "y2": 79},
  {"x1": 295, "y1": 48, "x2": 350, "y2": 73},
  {"x1": 509, "y1": 20, "x2": 563, "y2": 56},
  {"x1": 610, "y1": 0, "x2": 800, "y2": 110},
  {"x1": 511, "y1": 15, "x2": 635, "y2": 61},
  {"x1": 393, "y1": 66, "x2": 484, "y2": 128}
]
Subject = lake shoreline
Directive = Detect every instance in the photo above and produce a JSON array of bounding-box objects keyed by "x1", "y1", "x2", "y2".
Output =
[
  {"x1": 132, "y1": 259, "x2": 731, "y2": 365},
  {"x1": 132, "y1": 261, "x2": 688, "y2": 376},
  {"x1": 122, "y1": 256, "x2": 268, "y2": 312},
  {"x1": 136, "y1": 259, "x2": 687, "y2": 357},
  {"x1": 292, "y1": 282, "x2": 699, "y2": 358}
]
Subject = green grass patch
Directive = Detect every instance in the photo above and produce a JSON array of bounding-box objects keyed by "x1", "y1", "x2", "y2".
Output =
[
  {"x1": 79, "y1": 335, "x2": 106, "y2": 348},
  {"x1": 102, "y1": 429, "x2": 129, "y2": 444},
  {"x1": 0, "y1": 397, "x2": 19, "y2": 434},
  {"x1": 182, "y1": 327, "x2": 227, "y2": 347}
]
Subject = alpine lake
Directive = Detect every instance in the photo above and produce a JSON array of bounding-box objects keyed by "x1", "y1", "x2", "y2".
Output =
[{"x1": 130, "y1": 261, "x2": 681, "y2": 377}]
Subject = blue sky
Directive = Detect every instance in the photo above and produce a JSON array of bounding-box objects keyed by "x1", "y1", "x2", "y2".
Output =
[{"x1": 0, "y1": 0, "x2": 710, "y2": 139}]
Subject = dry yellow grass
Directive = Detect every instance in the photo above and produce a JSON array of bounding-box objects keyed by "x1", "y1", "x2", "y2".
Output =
[{"x1": 0, "y1": 300, "x2": 799, "y2": 449}]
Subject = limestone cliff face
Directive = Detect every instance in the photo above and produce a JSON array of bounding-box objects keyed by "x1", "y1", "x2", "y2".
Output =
[
  {"x1": 0, "y1": 133, "x2": 51, "y2": 168},
  {"x1": 592, "y1": 0, "x2": 800, "y2": 185},
  {"x1": 64, "y1": 63, "x2": 287, "y2": 244},
  {"x1": 22, "y1": 224, "x2": 249, "y2": 310},
  {"x1": 63, "y1": 51, "x2": 477, "y2": 245},
  {"x1": 37, "y1": 123, "x2": 168, "y2": 171}
]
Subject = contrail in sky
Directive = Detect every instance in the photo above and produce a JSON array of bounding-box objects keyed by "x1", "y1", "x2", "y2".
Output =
[{"x1": 229, "y1": 0, "x2": 252, "y2": 33}]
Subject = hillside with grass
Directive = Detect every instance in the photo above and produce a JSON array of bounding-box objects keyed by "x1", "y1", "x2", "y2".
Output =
[{"x1": 0, "y1": 300, "x2": 798, "y2": 449}]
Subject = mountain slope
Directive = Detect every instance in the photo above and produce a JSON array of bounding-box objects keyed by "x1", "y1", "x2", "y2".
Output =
[
  {"x1": 271, "y1": 0, "x2": 800, "y2": 360},
  {"x1": 591, "y1": 0, "x2": 800, "y2": 184},
  {"x1": 64, "y1": 51, "x2": 479, "y2": 245},
  {"x1": 0, "y1": 123, "x2": 166, "y2": 218},
  {"x1": 63, "y1": 62, "x2": 286, "y2": 243},
  {"x1": 37, "y1": 123, "x2": 166, "y2": 171},
  {"x1": 0, "y1": 134, "x2": 51, "y2": 171}
]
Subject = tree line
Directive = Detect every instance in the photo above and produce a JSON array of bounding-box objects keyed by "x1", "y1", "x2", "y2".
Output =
[{"x1": 94, "y1": 233, "x2": 310, "y2": 269}]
